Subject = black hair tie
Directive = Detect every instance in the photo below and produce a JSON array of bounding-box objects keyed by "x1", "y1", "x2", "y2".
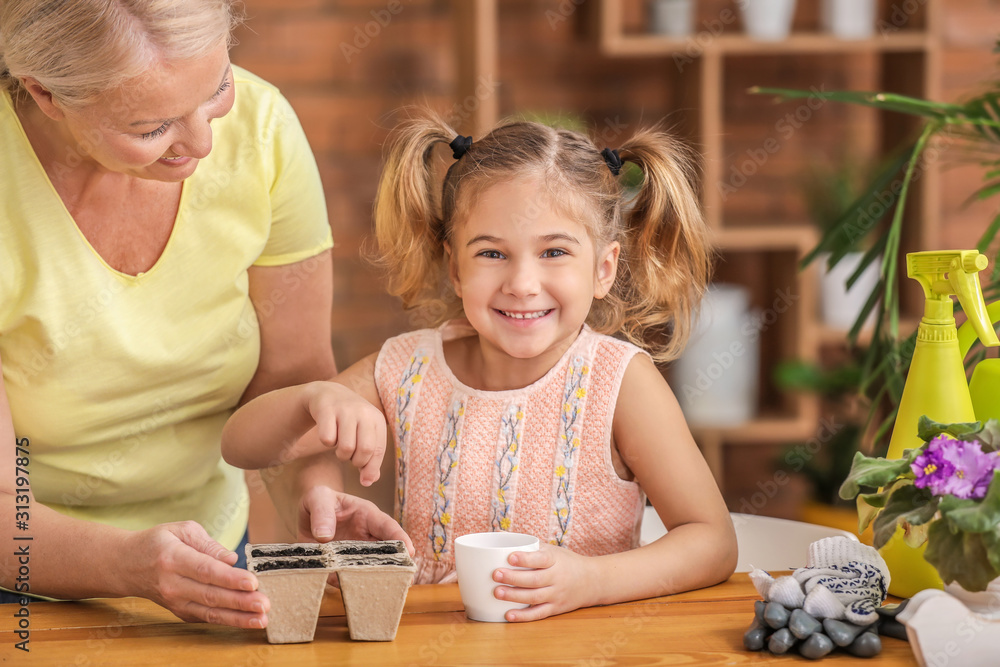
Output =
[
  {"x1": 450, "y1": 135, "x2": 473, "y2": 160},
  {"x1": 601, "y1": 148, "x2": 623, "y2": 176}
]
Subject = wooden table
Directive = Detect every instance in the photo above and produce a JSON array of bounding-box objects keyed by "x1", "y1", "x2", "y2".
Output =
[{"x1": 9, "y1": 574, "x2": 916, "y2": 665}]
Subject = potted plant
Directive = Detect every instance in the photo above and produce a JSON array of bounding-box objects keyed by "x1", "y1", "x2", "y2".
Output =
[
  {"x1": 839, "y1": 416, "x2": 1000, "y2": 595},
  {"x1": 751, "y1": 40, "x2": 1000, "y2": 453}
]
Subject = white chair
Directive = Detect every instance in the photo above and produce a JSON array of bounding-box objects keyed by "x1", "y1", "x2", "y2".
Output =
[{"x1": 640, "y1": 507, "x2": 859, "y2": 572}]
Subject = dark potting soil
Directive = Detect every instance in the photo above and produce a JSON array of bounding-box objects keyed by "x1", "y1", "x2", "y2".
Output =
[
  {"x1": 340, "y1": 558, "x2": 406, "y2": 566},
  {"x1": 254, "y1": 558, "x2": 326, "y2": 572},
  {"x1": 334, "y1": 544, "x2": 401, "y2": 556},
  {"x1": 250, "y1": 546, "x2": 323, "y2": 558}
]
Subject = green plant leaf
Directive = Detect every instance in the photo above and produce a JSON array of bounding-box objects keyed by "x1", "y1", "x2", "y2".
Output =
[
  {"x1": 903, "y1": 521, "x2": 932, "y2": 548},
  {"x1": 750, "y1": 87, "x2": 964, "y2": 119},
  {"x1": 872, "y1": 411, "x2": 898, "y2": 450},
  {"x1": 872, "y1": 480, "x2": 940, "y2": 549},
  {"x1": 857, "y1": 489, "x2": 891, "y2": 532},
  {"x1": 839, "y1": 451, "x2": 917, "y2": 499},
  {"x1": 916, "y1": 416, "x2": 984, "y2": 442},
  {"x1": 957, "y1": 89, "x2": 1000, "y2": 140},
  {"x1": 848, "y1": 283, "x2": 885, "y2": 342},
  {"x1": 857, "y1": 496, "x2": 879, "y2": 534},
  {"x1": 870, "y1": 483, "x2": 935, "y2": 549},
  {"x1": 936, "y1": 494, "x2": 978, "y2": 512},
  {"x1": 925, "y1": 520, "x2": 1000, "y2": 591},
  {"x1": 981, "y1": 529, "x2": 1000, "y2": 573},
  {"x1": 973, "y1": 180, "x2": 1000, "y2": 201},
  {"x1": 799, "y1": 151, "x2": 908, "y2": 270},
  {"x1": 845, "y1": 236, "x2": 888, "y2": 290},
  {"x1": 880, "y1": 123, "x2": 939, "y2": 339},
  {"x1": 975, "y1": 419, "x2": 1000, "y2": 452},
  {"x1": 773, "y1": 360, "x2": 862, "y2": 396},
  {"x1": 940, "y1": 471, "x2": 1000, "y2": 533},
  {"x1": 977, "y1": 211, "x2": 1000, "y2": 257}
]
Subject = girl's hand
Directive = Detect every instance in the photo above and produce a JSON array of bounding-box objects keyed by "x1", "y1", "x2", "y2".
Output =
[
  {"x1": 491, "y1": 544, "x2": 597, "y2": 622},
  {"x1": 122, "y1": 521, "x2": 269, "y2": 629},
  {"x1": 304, "y1": 381, "x2": 387, "y2": 486}
]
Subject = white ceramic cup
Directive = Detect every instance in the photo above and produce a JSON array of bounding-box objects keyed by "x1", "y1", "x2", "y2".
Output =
[{"x1": 454, "y1": 532, "x2": 539, "y2": 622}]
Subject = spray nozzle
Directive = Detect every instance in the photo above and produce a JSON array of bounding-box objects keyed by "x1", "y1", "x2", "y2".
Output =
[{"x1": 907, "y1": 250, "x2": 1000, "y2": 347}]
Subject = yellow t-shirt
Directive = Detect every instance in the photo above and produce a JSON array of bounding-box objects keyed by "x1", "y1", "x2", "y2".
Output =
[{"x1": 0, "y1": 66, "x2": 333, "y2": 549}]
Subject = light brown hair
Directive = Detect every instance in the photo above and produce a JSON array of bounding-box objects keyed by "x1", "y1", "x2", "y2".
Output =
[
  {"x1": 372, "y1": 109, "x2": 713, "y2": 363},
  {"x1": 0, "y1": 0, "x2": 242, "y2": 107}
]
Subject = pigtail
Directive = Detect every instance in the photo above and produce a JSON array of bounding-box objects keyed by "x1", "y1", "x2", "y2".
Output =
[
  {"x1": 371, "y1": 110, "x2": 461, "y2": 320},
  {"x1": 613, "y1": 130, "x2": 713, "y2": 363}
]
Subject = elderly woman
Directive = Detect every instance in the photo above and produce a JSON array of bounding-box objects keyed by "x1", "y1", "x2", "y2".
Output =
[{"x1": 0, "y1": 0, "x2": 408, "y2": 629}]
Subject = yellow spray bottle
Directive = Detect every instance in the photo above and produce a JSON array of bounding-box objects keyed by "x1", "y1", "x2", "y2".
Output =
[{"x1": 880, "y1": 250, "x2": 1000, "y2": 598}]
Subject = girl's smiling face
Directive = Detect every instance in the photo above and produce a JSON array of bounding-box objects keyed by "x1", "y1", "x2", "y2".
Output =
[
  {"x1": 446, "y1": 175, "x2": 620, "y2": 378},
  {"x1": 45, "y1": 40, "x2": 235, "y2": 182}
]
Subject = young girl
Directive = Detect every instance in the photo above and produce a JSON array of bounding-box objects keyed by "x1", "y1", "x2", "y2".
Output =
[{"x1": 222, "y1": 110, "x2": 737, "y2": 621}]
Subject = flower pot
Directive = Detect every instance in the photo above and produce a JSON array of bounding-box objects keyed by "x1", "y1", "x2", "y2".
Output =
[
  {"x1": 943, "y1": 577, "x2": 1000, "y2": 619},
  {"x1": 249, "y1": 548, "x2": 331, "y2": 644},
  {"x1": 738, "y1": 0, "x2": 797, "y2": 41},
  {"x1": 649, "y1": 0, "x2": 695, "y2": 38},
  {"x1": 898, "y1": 586, "x2": 1000, "y2": 667},
  {"x1": 818, "y1": 251, "x2": 879, "y2": 331},
  {"x1": 671, "y1": 283, "x2": 759, "y2": 426},
  {"x1": 332, "y1": 546, "x2": 417, "y2": 641},
  {"x1": 821, "y1": 0, "x2": 876, "y2": 40}
]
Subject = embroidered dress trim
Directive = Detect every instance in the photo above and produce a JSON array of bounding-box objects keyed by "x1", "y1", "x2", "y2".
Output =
[
  {"x1": 430, "y1": 399, "x2": 465, "y2": 560},
  {"x1": 549, "y1": 353, "x2": 591, "y2": 546},
  {"x1": 394, "y1": 350, "x2": 428, "y2": 527},
  {"x1": 490, "y1": 402, "x2": 525, "y2": 532}
]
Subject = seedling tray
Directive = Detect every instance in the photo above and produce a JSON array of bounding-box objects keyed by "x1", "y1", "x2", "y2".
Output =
[{"x1": 246, "y1": 540, "x2": 415, "y2": 643}]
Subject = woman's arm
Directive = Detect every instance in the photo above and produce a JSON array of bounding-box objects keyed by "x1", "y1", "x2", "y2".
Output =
[
  {"x1": 240, "y1": 250, "x2": 337, "y2": 405},
  {"x1": 0, "y1": 352, "x2": 269, "y2": 627},
  {"x1": 238, "y1": 250, "x2": 338, "y2": 543},
  {"x1": 495, "y1": 353, "x2": 737, "y2": 620}
]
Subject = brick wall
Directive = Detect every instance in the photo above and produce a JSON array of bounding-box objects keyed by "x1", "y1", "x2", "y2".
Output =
[
  {"x1": 231, "y1": 0, "x2": 454, "y2": 367},
  {"x1": 230, "y1": 0, "x2": 999, "y2": 370}
]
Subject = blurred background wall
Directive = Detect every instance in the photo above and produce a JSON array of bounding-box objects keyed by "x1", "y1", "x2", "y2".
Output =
[
  {"x1": 231, "y1": 0, "x2": 997, "y2": 365},
  {"x1": 230, "y1": 0, "x2": 1000, "y2": 517}
]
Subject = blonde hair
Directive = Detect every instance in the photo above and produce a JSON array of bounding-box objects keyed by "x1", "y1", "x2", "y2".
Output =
[
  {"x1": 0, "y1": 0, "x2": 242, "y2": 107},
  {"x1": 373, "y1": 110, "x2": 713, "y2": 363}
]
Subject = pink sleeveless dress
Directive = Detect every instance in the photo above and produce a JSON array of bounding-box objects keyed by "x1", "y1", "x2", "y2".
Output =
[{"x1": 374, "y1": 320, "x2": 646, "y2": 584}]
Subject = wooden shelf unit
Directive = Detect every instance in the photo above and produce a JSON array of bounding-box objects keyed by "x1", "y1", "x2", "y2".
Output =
[
  {"x1": 599, "y1": 32, "x2": 933, "y2": 56},
  {"x1": 691, "y1": 226, "x2": 821, "y2": 483},
  {"x1": 451, "y1": 0, "x2": 941, "y2": 488}
]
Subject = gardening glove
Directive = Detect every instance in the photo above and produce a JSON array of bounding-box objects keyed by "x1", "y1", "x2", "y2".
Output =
[
  {"x1": 749, "y1": 537, "x2": 890, "y2": 625},
  {"x1": 792, "y1": 537, "x2": 890, "y2": 625}
]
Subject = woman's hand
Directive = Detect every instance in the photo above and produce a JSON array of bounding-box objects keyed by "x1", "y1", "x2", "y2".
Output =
[
  {"x1": 122, "y1": 521, "x2": 269, "y2": 629},
  {"x1": 303, "y1": 381, "x2": 387, "y2": 487},
  {"x1": 297, "y1": 484, "x2": 414, "y2": 555},
  {"x1": 491, "y1": 544, "x2": 598, "y2": 622}
]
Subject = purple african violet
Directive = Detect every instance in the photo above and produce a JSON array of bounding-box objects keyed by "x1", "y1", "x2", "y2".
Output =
[
  {"x1": 911, "y1": 435, "x2": 956, "y2": 494},
  {"x1": 939, "y1": 439, "x2": 1000, "y2": 499},
  {"x1": 912, "y1": 435, "x2": 1000, "y2": 500}
]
